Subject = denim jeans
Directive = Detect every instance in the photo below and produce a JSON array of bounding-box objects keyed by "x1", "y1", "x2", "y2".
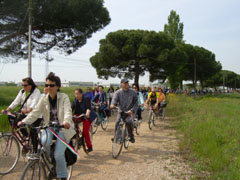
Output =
[{"x1": 41, "y1": 127, "x2": 68, "y2": 178}]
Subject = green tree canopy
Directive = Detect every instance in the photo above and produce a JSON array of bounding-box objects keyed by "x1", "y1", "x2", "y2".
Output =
[
  {"x1": 183, "y1": 44, "x2": 222, "y2": 88},
  {"x1": 0, "y1": 0, "x2": 110, "y2": 62},
  {"x1": 90, "y1": 30, "x2": 174, "y2": 86}
]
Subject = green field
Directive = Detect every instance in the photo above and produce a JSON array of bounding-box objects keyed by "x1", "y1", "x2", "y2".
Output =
[{"x1": 166, "y1": 93, "x2": 240, "y2": 180}]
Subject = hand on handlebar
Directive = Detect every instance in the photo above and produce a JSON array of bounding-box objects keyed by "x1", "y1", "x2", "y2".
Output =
[{"x1": 63, "y1": 122, "x2": 70, "y2": 129}]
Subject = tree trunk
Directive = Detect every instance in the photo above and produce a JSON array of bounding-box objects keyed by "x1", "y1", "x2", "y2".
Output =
[{"x1": 134, "y1": 60, "x2": 140, "y2": 86}]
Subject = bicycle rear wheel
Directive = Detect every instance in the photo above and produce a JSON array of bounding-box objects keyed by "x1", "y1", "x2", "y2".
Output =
[
  {"x1": 20, "y1": 160, "x2": 46, "y2": 180},
  {"x1": 112, "y1": 126, "x2": 124, "y2": 159},
  {"x1": 91, "y1": 118, "x2": 98, "y2": 134},
  {"x1": 101, "y1": 116, "x2": 109, "y2": 130},
  {"x1": 0, "y1": 134, "x2": 20, "y2": 175}
]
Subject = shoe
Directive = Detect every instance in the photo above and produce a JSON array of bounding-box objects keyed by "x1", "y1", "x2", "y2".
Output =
[
  {"x1": 86, "y1": 147, "x2": 93, "y2": 153},
  {"x1": 130, "y1": 136, "x2": 135, "y2": 143}
]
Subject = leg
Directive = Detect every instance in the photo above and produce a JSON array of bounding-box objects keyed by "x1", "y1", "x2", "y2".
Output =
[
  {"x1": 137, "y1": 108, "x2": 142, "y2": 120},
  {"x1": 125, "y1": 116, "x2": 134, "y2": 143},
  {"x1": 30, "y1": 118, "x2": 43, "y2": 153},
  {"x1": 54, "y1": 131, "x2": 68, "y2": 179},
  {"x1": 83, "y1": 119, "x2": 92, "y2": 149}
]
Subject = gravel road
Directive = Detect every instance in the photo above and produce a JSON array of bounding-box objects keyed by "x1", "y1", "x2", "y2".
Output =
[{"x1": 1, "y1": 111, "x2": 194, "y2": 180}]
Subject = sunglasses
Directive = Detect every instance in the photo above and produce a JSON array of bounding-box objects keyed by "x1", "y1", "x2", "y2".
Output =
[
  {"x1": 45, "y1": 84, "x2": 56, "y2": 87},
  {"x1": 22, "y1": 84, "x2": 29, "y2": 87}
]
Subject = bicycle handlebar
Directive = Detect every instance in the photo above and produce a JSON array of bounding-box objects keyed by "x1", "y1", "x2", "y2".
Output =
[{"x1": 72, "y1": 114, "x2": 86, "y2": 120}]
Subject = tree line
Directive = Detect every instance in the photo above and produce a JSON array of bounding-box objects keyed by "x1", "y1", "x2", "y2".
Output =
[{"x1": 90, "y1": 10, "x2": 239, "y2": 90}]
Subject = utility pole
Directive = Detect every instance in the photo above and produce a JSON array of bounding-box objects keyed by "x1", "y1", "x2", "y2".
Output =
[
  {"x1": 28, "y1": 0, "x2": 33, "y2": 77},
  {"x1": 223, "y1": 72, "x2": 225, "y2": 92},
  {"x1": 194, "y1": 58, "x2": 197, "y2": 90}
]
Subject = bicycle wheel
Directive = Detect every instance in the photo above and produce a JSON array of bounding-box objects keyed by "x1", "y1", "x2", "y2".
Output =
[
  {"x1": 112, "y1": 126, "x2": 124, "y2": 159},
  {"x1": 135, "y1": 120, "x2": 140, "y2": 135},
  {"x1": 20, "y1": 160, "x2": 46, "y2": 180},
  {"x1": 123, "y1": 128, "x2": 130, "y2": 149},
  {"x1": 148, "y1": 112, "x2": 153, "y2": 130},
  {"x1": 91, "y1": 118, "x2": 98, "y2": 134},
  {"x1": 67, "y1": 165, "x2": 73, "y2": 180},
  {"x1": 153, "y1": 113, "x2": 156, "y2": 126},
  {"x1": 101, "y1": 116, "x2": 109, "y2": 130},
  {"x1": 0, "y1": 134, "x2": 20, "y2": 175}
]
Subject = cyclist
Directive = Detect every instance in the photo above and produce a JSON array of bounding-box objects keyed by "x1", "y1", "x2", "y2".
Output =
[
  {"x1": 84, "y1": 87, "x2": 94, "y2": 100},
  {"x1": 110, "y1": 79, "x2": 138, "y2": 143},
  {"x1": 1, "y1": 77, "x2": 42, "y2": 153},
  {"x1": 158, "y1": 88, "x2": 166, "y2": 116},
  {"x1": 18, "y1": 72, "x2": 75, "y2": 180},
  {"x1": 145, "y1": 87, "x2": 159, "y2": 113},
  {"x1": 107, "y1": 86, "x2": 115, "y2": 106},
  {"x1": 92, "y1": 85, "x2": 108, "y2": 123},
  {"x1": 132, "y1": 84, "x2": 144, "y2": 122},
  {"x1": 71, "y1": 88, "x2": 97, "y2": 153}
]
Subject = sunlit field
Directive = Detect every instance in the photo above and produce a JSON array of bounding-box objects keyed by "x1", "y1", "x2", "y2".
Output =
[{"x1": 166, "y1": 93, "x2": 240, "y2": 180}]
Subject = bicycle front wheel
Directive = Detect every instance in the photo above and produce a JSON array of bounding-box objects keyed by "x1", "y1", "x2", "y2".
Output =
[
  {"x1": 101, "y1": 116, "x2": 109, "y2": 130},
  {"x1": 0, "y1": 134, "x2": 20, "y2": 175},
  {"x1": 20, "y1": 160, "x2": 46, "y2": 180},
  {"x1": 148, "y1": 112, "x2": 153, "y2": 130},
  {"x1": 123, "y1": 128, "x2": 130, "y2": 149},
  {"x1": 67, "y1": 165, "x2": 73, "y2": 180},
  {"x1": 91, "y1": 118, "x2": 98, "y2": 134},
  {"x1": 112, "y1": 126, "x2": 124, "y2": 159}
]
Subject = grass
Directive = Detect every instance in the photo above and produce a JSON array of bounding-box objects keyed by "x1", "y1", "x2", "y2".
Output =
[
  {"x1": 0, "y1": 86, "x2": 103, "y2": 132},
  {"x1": 166, "y1": 93, "x2": 240, "y2": 180}
]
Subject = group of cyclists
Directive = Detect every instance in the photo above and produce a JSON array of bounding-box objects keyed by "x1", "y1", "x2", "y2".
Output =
[{"x1": 1, "y1": 72, "x2": 166, "y2": 180}]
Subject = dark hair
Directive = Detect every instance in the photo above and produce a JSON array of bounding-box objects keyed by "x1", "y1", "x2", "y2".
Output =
[
  {"x1": 75, "y1": 88, "x2": 83, "y2": 94},
  {"x1": 98, "y1": 85, "x2": 104, "y2": 89},
  {"x1": 22, "y1": 77, "x2": 37, "y2": 92},
  {"x1": 132, "y1": 83, "x2": 139, "y2": 91},
  {"x1": 46, "y1": 72, "x2": 61, "y2": 91}
]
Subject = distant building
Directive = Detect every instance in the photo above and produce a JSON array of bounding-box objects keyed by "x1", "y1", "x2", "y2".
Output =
[
  {"x1": 0, "y1": 82, "x2": 5, "y2": 86},
  {"x1": 35, "y1": 82, "x2": 45, "y2": 86},
  {"x1": 61, "y1": 81, "x2": 94, "y2": 87}
]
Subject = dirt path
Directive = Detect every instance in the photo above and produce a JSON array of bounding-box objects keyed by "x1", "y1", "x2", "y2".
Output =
[{"x1": 1, "y1": 112, "x2": 193, "y2": 180}]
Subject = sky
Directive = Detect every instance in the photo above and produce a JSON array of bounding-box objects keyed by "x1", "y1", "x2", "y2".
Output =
[{"x1": 0, "y1": 0, "x2": 239, "y2": 85}]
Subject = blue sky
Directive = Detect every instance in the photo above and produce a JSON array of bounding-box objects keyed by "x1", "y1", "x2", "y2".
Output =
[{"x1": 0, "y1": 0, "x2": 239, "y2": 85}]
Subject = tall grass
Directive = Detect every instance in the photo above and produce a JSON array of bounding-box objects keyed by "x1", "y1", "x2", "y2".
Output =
[
  {"x1": 0, "y1": 86, "x2": 98, "y2": 132},
  {"x1": 166, "y1": 93, "x2": 240, "y2": 180}
]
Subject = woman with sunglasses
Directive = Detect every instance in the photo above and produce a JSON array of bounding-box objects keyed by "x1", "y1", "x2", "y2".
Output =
[
  {"x1": 1, "y1": 77, "x2": 42, "y2": 152},
  {"x1": 18, "y1": 72, "x2": 75, "y2": 180}
]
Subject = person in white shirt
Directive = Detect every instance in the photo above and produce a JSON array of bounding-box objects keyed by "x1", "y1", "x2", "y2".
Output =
[{"x1": 1, "y1": 77, "x2": 42, "y2": 152}]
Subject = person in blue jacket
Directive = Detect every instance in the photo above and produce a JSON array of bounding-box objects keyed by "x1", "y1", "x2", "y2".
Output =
[
  {"x1": 84, "y1": 87, "x2": 94, "y2": 100},
  {"x1": 92, "y1": 85, "x2": 108, "y2": 123},
  {"x1": 72, "y1": 88, "x2": 97, "y2": 152}
]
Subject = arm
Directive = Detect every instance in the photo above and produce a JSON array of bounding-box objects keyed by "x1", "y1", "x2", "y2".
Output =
[
  {"x1": 8, "y1": 90, "x2": 23, "y2": 110},
  {"x1": 21, "y1": 97, "x2": 44, "y2": 125},
  {"x1": 62, "y1": 94, "x2": 73, "y2": 129},
  {"x1": 110, "y1": 91, "x2": 118, "y2": 109}
]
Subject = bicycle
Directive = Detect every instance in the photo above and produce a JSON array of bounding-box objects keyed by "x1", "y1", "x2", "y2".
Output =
[
  {"x1": 158, "y1": 102, "x2": 167, "y2": 119},
  {"x1": 112, "y1": 109, "x2": 131, "y2": 159},
  {"x1": 91, "y1": 102, "x2": 109, "y2": 134},
  {"x1": 72, "y1": 114, "x2": 93, "y2": 155},
  {"x1": 20, "y1": 122, "x2": 73, "y2": 180},
  {"x1": 148, "y1": 105, "x2": 157, "y2": 130},
  {"x1": 0, "y1": 111, "x2": 32, "y2": 175}
]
